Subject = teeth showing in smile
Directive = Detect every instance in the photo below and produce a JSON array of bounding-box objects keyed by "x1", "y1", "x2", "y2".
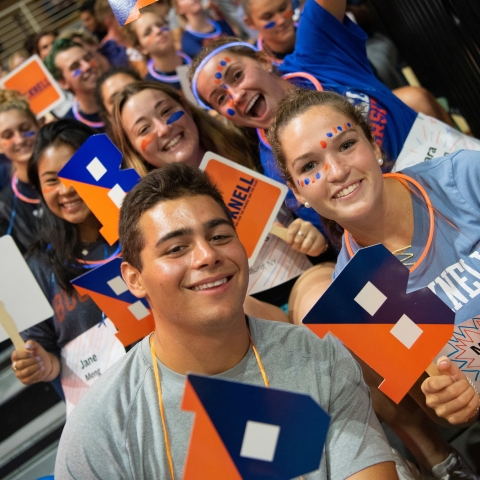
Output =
[
  {"x1": 335, "y1": 182, "x2": 360, "y2": 199},
  {"x1": 62, "y1": 199, "x2": 82, "y2": 208},
  {"x1": 191, "y1": 277, "x2": 228, "y2": 291},
  {"x1": 164, "y1": 134, "x2": 181, "y2": 150},
  {"x1": 245, "y1": 94, "x2": 260, "y2": 114}
]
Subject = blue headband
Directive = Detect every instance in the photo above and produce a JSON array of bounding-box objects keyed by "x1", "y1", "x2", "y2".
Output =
[{"x1": 191, "y1": 41, "x2": 258, "y2": 110}]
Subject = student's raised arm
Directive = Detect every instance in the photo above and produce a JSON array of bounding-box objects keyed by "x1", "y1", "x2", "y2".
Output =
[{"x1": 315, "y1": 0, "x2": 346, "y2": 22}]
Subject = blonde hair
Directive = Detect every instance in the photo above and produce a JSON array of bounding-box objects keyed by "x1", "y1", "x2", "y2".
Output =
[
  {"x1": 0, "y1": 90, "x2": 38, "y2": 125},
  {"x1": 111, "y1": 81, "x2": 258, "y2": 176}
]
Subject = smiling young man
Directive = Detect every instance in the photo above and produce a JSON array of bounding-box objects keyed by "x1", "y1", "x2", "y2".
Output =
[
  {"x1": 54, "y1": 163, "x2": 401, "y2": 479},
  {"x1": 45, "y1": 39, "x2": 106, "y2": 131}
]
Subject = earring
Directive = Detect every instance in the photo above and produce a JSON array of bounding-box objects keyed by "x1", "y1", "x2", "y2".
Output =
[
  {"x1": 377, "y1": 158, "x2": 384, "y2": 166},
  {"x1": 304, "y1": 202, "x2": 311, "y2": 208}
]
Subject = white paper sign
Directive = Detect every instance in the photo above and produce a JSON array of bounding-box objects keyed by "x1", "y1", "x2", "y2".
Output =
[
  {"x1": 248, "y1": 208, "x2": 313, "y2": 295},
  {"x1": 0, "y1": 235, "x2": 54, "y2": 343},
  {"x1": 435, "y1": 316, "x2": 480, "y2": 392},
  {"x1": 61, "y1": 317, "x2": 126, "y2": 416},
  {"x1": 394, "y1": 113, "x2": 480, "y2": 172}
]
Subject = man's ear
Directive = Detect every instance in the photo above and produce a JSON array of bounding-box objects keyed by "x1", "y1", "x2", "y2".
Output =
[
  {"x1": 121, "y1": 261, "x2": 147, "y2": 299},
  {"x1": 57, "y1": 77, "x2": 69, "y2": 91},
  {"x1": 286, "y1": 180, "x2": 308, "y2": 208}
]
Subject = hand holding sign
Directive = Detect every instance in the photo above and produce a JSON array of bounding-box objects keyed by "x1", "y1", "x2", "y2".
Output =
[
  {"x1": 422, "y1": 356, "x2": 480, "y2": 425},
  {"x1": 199, "y1": 152, "x2": 288, "y2": 265},
  {"x1": 303, "y1": 244, "x2": 454, "y2": 403},
  {"x1": 182, "y1": 374, "x2": 330, "y2": 479},
  {"x1": 0, "y1": 235, "x2": 54, "y2": 347},
  {"x1": 58, "y1": 134, "x2": 140, "y2": 245}
]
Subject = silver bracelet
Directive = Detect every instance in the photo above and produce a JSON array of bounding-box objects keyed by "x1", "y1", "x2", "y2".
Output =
[{"x1": 467, "y1": 377, "x2": 480, "y2": 419}]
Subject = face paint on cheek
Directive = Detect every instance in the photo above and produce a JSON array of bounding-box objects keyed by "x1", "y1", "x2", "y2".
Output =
[
  {"x1": 264, "y1": 21, "x2": 276, "y2": 29},
  {"x1": 89, "y1": 59, "x2": 97, "y2": 67},
  {"x1": 160, "y1": 26, "x2": 170, "y2": 33},
  {"x1": 23, "y1": 131, "x2": 36, "y2": 138},
  {"x1": 141, "y1": 132, "x2": 157, "y2": 152},
  {"x1": 42, "y1": 185, "x2": 57, "y2": 194},
  {"x1": 166, "y1": 110, "x2": 185, "y2": 125},
  {"x1": 1, "y1": 138, "x2": 14, "y2": 148},
  {"x1": 323, "y1": 164, "x2": 329, "y2": 171},
  {"x1": 73, "y1": 69, "x2": 82, "y2": 77},
  {"x1": 284, "y1": 9, "x2": 293, "y2": 19}
]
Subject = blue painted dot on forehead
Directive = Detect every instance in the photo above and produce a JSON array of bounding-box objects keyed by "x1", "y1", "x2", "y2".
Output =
[
  {"x1": 326, "y1": 132, "x2": 333, "y2": 137},
  {"x1": 337, "y1": 126, "x2": 342, "y2": 131},
  {"x1": 220, "y1": 60, "x2": 227, "y2": 66},
  {"x1": 347, "y1": 122, "x2": 351, "y2": 127},
  {"x1": 214, "y1": 72, "x2": 222, "y2": 79}
]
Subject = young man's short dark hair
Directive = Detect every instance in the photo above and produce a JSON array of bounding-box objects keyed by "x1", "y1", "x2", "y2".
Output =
[
  {"x1": 44, "y1": 38, "x2": 84, "y2": 81},
  {"x1": 119, "y1": 163, "x2": 234, "y2": 272}
]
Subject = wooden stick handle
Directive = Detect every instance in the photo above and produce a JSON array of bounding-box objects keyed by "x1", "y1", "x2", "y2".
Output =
[
  {"x1": 270, "y1": 224, "x2": 287, "y2": 241},
  {"x1": 426, "y1": 362, "x2": 440, "y2": 377},
  {"x1": 0, "y1": 301, "x2": 25, "y2": 350}
]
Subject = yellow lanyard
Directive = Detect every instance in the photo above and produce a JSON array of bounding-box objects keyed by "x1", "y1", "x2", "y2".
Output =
[{"x1": 150, "y1": 330, "x2": 269, "y2": 480}]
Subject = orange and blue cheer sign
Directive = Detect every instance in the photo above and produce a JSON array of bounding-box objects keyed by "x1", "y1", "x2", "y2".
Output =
[
  {"x1": 304, "y1": 244, "x2": 454, "y2": 404},
  {"x1": 71, "y1": 257, "x2": 154, "y2": 347},
  {"x1": 107, "y1": 0, "x2": 158, "y2": 25},
  {"x1": 58, "y1": 134, "x2": 140, "y2": 245},
  {"x1": 182, "y1": 374, "x2": 330, "y2": 479}
]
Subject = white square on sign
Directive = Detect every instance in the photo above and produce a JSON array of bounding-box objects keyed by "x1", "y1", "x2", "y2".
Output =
[
  {"x1": 108, "y1": 184, "x2": 126, "y2": 208},
  {"x1": 240, "y1": 420, "x2": 280, "y2": 462},
  {"x1": 107, "y1": 276, "x2": 129, "y2": 296},
  {"x1": 86, "y1": 157, "x2": 107, "y2": 181},
  {"x1": 390, "y1": 314, "x2": 423, "y2": 349},
  {"x1": 128, "y1": 301, "x2": 150, "y2": 320},
  {"x1": 354, "y1": 281, "x2": 387, "y2": 316}
]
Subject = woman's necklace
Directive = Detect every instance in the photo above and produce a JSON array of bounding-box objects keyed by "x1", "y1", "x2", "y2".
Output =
[
  {"x1": 72, "y1": 100, "x2": 104, "y2": 129},
  {"x1": 150, "y1": 328, "x2": 269, "y2": 480},
  {"x1": 11, "y1": 172, "x2": 40, "y2": 204},
  {"x1": 345, "y1": 173, "x2": 435, "y2": 273},
  {"x1": 147, "y1": 52, "x2": 192, "y2": 83}
]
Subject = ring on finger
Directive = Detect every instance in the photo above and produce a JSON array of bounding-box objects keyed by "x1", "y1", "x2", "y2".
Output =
[
  {"x1": 12, "y1": 361, "x2": 17, "y2": 371},
  {"x1": 297, "y1": 231, "x2": 304, "y2": 236}
]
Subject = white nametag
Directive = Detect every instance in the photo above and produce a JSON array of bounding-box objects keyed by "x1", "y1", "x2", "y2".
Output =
[
  {"x1": 61, "y1": 318, "x2": 126, "y2": 416},
  {"x1": 394, "y1": 113, "x2": 480, "y2": 172}
]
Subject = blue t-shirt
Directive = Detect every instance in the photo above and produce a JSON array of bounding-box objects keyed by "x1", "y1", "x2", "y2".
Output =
[
  {"x1": 181, "y1": 20, "x2": 234, "y2": 59},
  {"x1": 280, "y1": 0, "x2": 417, "y2": 162},
  {"x1": 334, "y1": 150, "x2": 480, "y2": 325}
]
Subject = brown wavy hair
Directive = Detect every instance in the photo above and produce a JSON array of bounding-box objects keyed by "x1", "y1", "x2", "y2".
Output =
[{"x1": 111, "y1": 81, "x2": 258, "y2": 175}]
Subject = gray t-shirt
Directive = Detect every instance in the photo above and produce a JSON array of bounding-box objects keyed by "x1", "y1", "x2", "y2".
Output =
[{"x1": 55, "y1": 317, "x2": 394, "y2": 479}]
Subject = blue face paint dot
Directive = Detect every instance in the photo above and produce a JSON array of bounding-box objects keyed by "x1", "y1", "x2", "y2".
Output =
[
  {"x1": 264, "y1": 21, "x2": 276, "y2": 29},
  {"x1": 220, "y1": 60, "x2": 227, "y2": 66},
  {"x1": 297, "y1": 180, "x2": 300, "y2": 186},
  {"x1": 166, "y1": 110, "x2": 185, "y2": 125},
  {"x1": 73, "y1": 69, "x2": 82, "y2": 77},
  {"x1": 227, "y1": 108, "x2": 235, "y2": 116},
  {"x1": 337, "y1": 126, "x2": 342, "y2": 131},
  {"x1": 23, "y1": 131, "x2": 35, "y2": 138},
  {"x1": 214, "y1": 72, "x2": 222, "y2": 79},
  {"x1": 326, "y1": 132, "x2": 333, "y2": 137},
  {"x1": 304, "y1": 178, "x2": 310, "y2": 185},
  {"x1": 316, "y1": 172, "x2": 321, "y2": 180},
  {"x1": 347, "y1": 122, "x2": 351, "y2": 128},
  {"x1": 222, "y1": 84, "x2": 228, "y2": 89}
]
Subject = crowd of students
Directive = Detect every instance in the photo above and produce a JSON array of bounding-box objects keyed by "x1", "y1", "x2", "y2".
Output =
[{"x1": 1, "y1": 0, "x2": 480, "y2": 478}]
